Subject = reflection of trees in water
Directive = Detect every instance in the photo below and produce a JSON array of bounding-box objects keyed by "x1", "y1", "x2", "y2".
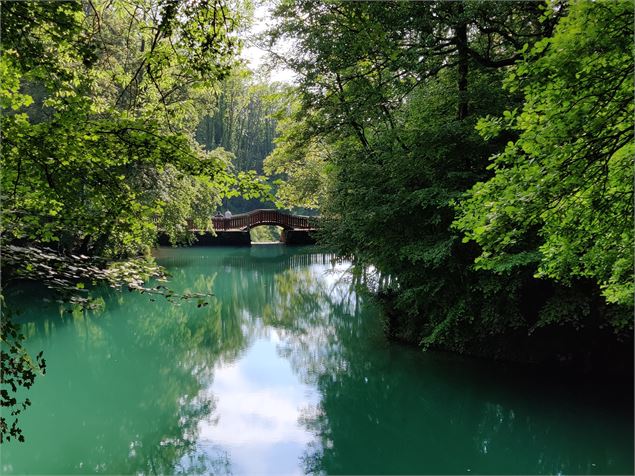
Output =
[
  {"x1": 9, "y1": 248, "x2": 633, "y2": 475},
  {"x1": 11, "y1": 285, "x2": 239, "y2": 474},
  {"x1": 243, "y1": 260, "x2": 634, "y2": 475},
  {"x1": 8, "y1": 247, "x2": 340, "y2": 474},
  {"x1": 296, "y1": 329, "x2": 633, "y2": 475},
  {"x1": 175, "y1": 445, "x2": 231, "y2": 475},
  {"x1": 250, "y1": 261, "x2": 366, "y2": 388}
]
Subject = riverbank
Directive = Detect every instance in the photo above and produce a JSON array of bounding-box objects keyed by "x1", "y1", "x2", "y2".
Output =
[{"x1": 376, "y1": 290, "x2": 634, "y2": 376}]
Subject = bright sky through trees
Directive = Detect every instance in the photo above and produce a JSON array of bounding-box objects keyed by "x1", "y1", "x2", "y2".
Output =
[{"x1": 241, "y1": 2, "x2": 296, "y2": 83}]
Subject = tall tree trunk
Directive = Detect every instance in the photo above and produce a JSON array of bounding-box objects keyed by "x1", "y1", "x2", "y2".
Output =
[{"x1": 456, "y1": 13, "x2": 469, "y2": 120}]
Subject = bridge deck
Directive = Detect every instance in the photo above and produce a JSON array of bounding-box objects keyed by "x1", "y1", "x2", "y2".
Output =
[{"x1": 211, "y1": 209, "x2": 317, "y2": 231}]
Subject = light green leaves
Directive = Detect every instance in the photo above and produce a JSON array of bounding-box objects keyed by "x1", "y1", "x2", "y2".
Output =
[{"x1": 456, "y1": 0, "x2": 634, "y2": 308}]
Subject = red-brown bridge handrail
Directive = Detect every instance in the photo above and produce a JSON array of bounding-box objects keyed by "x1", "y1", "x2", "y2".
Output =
[{"x1": 211, "y1": 209, "x2": 318, "y2": 231}]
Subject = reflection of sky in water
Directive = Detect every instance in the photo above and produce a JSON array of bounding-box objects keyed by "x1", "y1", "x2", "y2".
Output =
[
  {"x1": 4, "y1": 247, "x2": 632, "y2": 476},
  {"x1": 188, "y1": 331, "x2": 319, "y2": 475}
]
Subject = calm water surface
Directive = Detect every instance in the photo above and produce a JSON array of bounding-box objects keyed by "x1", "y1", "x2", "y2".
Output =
[{"x1": 2, "y1": 246, "x2": 633, "y2": 475}]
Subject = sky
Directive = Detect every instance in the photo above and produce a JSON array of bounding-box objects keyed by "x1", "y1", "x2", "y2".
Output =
[
  {"x1": 193, "y1": 334, "x2": 319, "y2": 475},
  {"x1": 240, "y1": 2, "x2": 297, "y2": 84}
]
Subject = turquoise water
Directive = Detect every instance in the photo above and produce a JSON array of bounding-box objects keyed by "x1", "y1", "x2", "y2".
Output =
[{"x1": 2, "y1": 246, "x2": 633, "y2": 474}]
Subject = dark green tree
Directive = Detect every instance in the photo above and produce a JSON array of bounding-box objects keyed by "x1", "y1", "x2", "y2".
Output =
[
  {"x1": 265, "y1": 0, "x2": 631, "y2": 363},
  {"x1": 455, "y1": 0, "x2": 634, "y2": 312}
]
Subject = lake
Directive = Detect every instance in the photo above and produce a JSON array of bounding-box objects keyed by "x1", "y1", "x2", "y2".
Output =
[{"x1": 2, "y1": 245, "x2": 633, "y2": 475}]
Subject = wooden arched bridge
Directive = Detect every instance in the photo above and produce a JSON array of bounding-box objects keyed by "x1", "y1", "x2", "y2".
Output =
[
  {"x1": 162, "y1": 209, "x2": 319, "y2": 246},
  {"x1": 211, "y1": 209, "x2": 318, "y2": 232}
]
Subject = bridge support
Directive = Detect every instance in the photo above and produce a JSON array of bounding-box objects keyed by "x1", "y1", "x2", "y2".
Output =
[
  {"x1": 280, "y1": 229, "x2": 317, "y2": 245},
  {"x1": 196, "y1": 231, "x2": 251, "y2": 246}
]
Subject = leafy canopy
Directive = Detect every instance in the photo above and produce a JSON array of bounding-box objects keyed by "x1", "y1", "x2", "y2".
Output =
[
  {"x1": 455, "y1": 0, "x2": 634, "y2": 307},
  {"x1": 0, "y1": 0, "x2": 268, "y2": 444}
]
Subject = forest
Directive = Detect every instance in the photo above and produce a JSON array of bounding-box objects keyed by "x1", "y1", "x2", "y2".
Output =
[
  {"x1": 265, "y1": 0, "x2": 633, "y2": 365},
  {"x1": 1, "y1": 0, "x2": 633, "y2": 445}
]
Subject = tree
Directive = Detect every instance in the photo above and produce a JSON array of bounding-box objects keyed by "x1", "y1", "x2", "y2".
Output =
[
  {"x1": 0, "y1": 0, "x2": 252, "y2": 257},
  {"x1": 194, "y1": 69, "x2": 292, "y2": 213},
  {"x1": 0, "y1": 0, "x2": 262, "y2": 443},
  {"x1": 455, "y1": 1, "x2": 634, "y2": 313},
  {"x1": 266, "y1": 0, "x2": 597, "y2": 357},
  {"x1": 264, "y1": 97, "x2": 330, "y2": 210}
]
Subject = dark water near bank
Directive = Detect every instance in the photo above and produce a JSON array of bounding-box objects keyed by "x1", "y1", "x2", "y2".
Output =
[{"x1": 2, "y1": 246, "x2": 633, "y2": 475}]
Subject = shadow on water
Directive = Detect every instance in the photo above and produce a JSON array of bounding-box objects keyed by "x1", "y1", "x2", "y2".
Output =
[
  {"x1": 253, "y1": 253, "x2": 634, "y2": 475},
  {"x1": 3, "y1": 245, "x2": 633, "y2": 475}
]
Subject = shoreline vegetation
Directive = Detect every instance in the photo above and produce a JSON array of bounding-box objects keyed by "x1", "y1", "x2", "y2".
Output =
[
  {"x1": 264, "y1": 0, "x2": 633, "y2": 370},
  {"x1": 1, "y1": 0, "x2": 633, "y2": 444}
]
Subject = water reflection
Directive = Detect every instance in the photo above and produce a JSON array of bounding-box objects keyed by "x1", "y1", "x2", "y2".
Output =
[
  {"x1": 3, "y1": 246, "x2": 633, "y2": 475},
  {"x1": 157, "y1": 247, "x2": 634, "y2": 475},
  {"x1": 273, "y1": 274, "x2": 634, "y2": 475},
  {"x1": 6, "y1": 283, "x2": 244, "y2": 473}
]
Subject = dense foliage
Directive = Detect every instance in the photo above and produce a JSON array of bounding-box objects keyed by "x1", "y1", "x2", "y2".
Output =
[
  {"x1": 456, "y1": 1, "x2": 634, "y2": 310},
  {"x1": 196, "y1": 71, "x2": 289, "y2": 172},
  {"x1": 1, "y1": 0, "x2": 256, "y2": 256},
  {"x1": 195, "y1": 70, "x2": 293, "y2": 213},
  {"x1": 250, "y1": 225, "x2": 283, "y2": 242},
  {"x1": 0, "y1": 0, "x2": 266, "y2": 442},
  {"x1": 265, "y1": 0, "x2": 633, "y2": 362}
]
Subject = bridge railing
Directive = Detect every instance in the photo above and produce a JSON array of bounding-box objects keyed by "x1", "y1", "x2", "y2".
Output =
[{"x1": 210, "y1": 209, "x2": 317, "y2": 231}]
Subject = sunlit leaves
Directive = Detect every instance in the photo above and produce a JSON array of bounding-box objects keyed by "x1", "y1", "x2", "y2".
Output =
[
  {"x1": 0, "y1": 0, "x2": 249, "y2": 445},
  {"x1": 456, "y1": 0, "x2": 634, "y2": 309},
  {"x1": 264, "y1": 109, "x2": 330, "y2": 210}
]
